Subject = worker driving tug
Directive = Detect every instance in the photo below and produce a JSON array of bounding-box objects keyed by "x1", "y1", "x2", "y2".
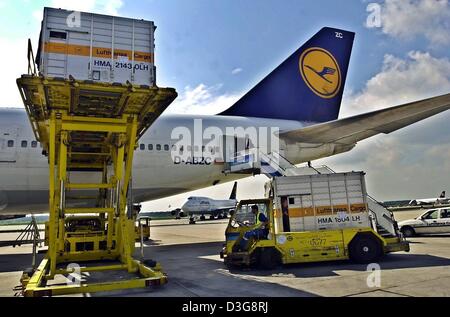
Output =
[{"x1": 238, "y1": 205, "x2": 270, "y2": 251}]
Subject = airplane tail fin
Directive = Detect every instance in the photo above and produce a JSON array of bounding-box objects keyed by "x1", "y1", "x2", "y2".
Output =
[
  {"x1": 220, "y1": 27, "x2": 355, "y2": 123},
  {"x1": 440, "y1": 191, "x2": 446, "y2": 198},
  {"x1": 229, "y1": 182, "x2": 238, "y2": 200}
]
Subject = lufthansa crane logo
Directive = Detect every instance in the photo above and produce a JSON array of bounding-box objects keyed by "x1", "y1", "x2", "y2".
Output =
[{"x1": 299, "y1": 47, "x2": 341, "y2": 99}]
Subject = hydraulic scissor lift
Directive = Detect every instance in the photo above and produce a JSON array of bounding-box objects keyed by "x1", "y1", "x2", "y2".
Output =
[{"x1": 16, "y1": 75, "x2": 177, "y2": 297}]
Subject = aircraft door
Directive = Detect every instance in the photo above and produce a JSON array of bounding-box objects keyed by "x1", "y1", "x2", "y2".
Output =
[
  {"x1": 0, "y1": 128, "x2": 18, "y2": 163},
  {"x1": 222, "y1": 135, "x2": 253, "y2": 163}
]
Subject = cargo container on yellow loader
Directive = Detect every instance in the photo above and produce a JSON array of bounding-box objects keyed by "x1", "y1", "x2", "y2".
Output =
[{"x1": 221, "y1": 172, "x2": 410, "y2": 269}]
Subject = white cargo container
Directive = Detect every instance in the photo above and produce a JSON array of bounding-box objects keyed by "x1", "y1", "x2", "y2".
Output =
[
  {"x1": 36, "y1": 7, "x2": 156, "y2": 86},
  {"x1": 269, "y1": 172, "x2": 370, "y2": 232}
]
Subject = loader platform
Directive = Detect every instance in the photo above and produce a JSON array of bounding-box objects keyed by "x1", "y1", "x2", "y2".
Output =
[{"x1": 16, "y1": 74, "x2": 177, "y2": 297}]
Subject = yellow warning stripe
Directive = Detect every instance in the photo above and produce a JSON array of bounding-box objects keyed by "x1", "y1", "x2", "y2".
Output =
[
  {"x1": 275, "y1": 204, "x2": 367, "y2": 218},
  {"x1": 44, "y1": 42, "x2": 154, "y2": 63}
]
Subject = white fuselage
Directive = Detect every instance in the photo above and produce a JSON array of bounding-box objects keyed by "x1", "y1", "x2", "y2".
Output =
[
  {"x1": 0, "y1": 108, "x2": 357, "y2": 214},
  {"x1": 409, "y1": 198, "x2": 450, "y2": 206}
]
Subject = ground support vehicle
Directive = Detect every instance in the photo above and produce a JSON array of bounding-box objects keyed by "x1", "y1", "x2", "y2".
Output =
[{"x1": 222, "y1": 172, "x2": 409, "y2": 269}]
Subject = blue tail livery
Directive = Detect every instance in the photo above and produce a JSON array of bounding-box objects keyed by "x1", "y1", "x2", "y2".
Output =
[{"x1": 220, "y1": 27, "x2": 355, "y2": 123}]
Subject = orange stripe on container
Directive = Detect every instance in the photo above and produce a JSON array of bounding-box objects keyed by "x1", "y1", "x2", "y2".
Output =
[
  {"x1": 333, "y1": 205, "x2": 350, "y2": 213},
  {"x1": 316, "y1": 206, "x2": 333, "y2": 216},
  {"x1": 289, "y1": 208, "x2": 315, "y2": 217},
  {"x1": 350, "y1": 204, "x2": 367, "y2": 213},
  {"x1": 44, "y1": 42, "x2": 154, "y2": 63},
  {"x1": 277, "y1": 204, "x2": 368, "y2": 219}
]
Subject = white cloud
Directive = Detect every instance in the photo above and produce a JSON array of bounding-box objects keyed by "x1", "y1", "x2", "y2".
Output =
[
  {"x1": 231, "y1": 68, "x2": 243, "y2": 75},
  {"x1": 323, "y1": 50, "x2": 450, "y2": 201},
  {"x1": 32, "y1": 0, "x2": 124, "y2": 23},
  {"x1": 49, "y1": 0, "x2": 123, "y2": 15},
  {"x1": 0, "y1": 38, "x2": 29, "y2": 107},
  {"x1": 378, "y1": 0, "x2": 450, "y2": 46},
  {"x1": 342, "y1": 51, "x2": 450, "y2": 117},
  {"x1": 32, "y1": 10, "x2": 43, "y2": 22},
  {"x1": 0, "y1": 0, "x2": 125, "y2": 108},
  {"x1": 165, "y1": 84, "x2": 241, "y2": 115}
]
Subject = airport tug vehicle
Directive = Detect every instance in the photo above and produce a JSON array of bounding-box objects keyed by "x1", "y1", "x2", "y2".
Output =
[
  {"x1": 222, "y1": 172, "x2": 410, "y2": 269},
  {"x1": 16, "y1": 8, "x2": 177, "y2": 296},
  {"x1": 135, "y1": 216, "x2": 151, "y2": 242}
]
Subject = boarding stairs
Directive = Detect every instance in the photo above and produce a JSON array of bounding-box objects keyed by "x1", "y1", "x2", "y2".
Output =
[
  {"x1": 223, "y1": 149, "x2": 297, "y2": 177},
  {"x1": 367, "y1": 195, "x2": 399, "y2": 238},
  {"x1": 223, "y1": 148, "x2": 337, "y2": 177}
]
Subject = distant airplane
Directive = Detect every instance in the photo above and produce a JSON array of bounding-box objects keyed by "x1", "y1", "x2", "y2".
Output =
[
  {"x1": 409, "y1": 191, "x2": 450, "y2": 206},
  {"x1": 1, "y1": 27, "x2": 450, "y2": 217},
  {"x1": 178, "y1": 182, "x2": 238, "y2": 223}
]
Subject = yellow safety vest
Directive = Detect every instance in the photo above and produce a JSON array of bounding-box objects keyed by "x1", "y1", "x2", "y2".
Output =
[{"x1": 256, "y1": 212, "x2": 265, "y2": 228}]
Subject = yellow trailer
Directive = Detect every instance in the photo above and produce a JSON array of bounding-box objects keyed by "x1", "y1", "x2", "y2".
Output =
[{"x1": 222, "y1": 173, "x2": 409, "y2": 269}]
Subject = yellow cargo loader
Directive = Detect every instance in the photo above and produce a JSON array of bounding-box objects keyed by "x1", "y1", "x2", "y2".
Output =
[{"x1": 17, "y1": 34, "x2": 177, "y2": 295}]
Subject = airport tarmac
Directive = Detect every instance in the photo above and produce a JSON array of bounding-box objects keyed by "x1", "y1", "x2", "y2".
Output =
[{"x1": 0, "y1": 209, "x2": 449, "y2": 297}]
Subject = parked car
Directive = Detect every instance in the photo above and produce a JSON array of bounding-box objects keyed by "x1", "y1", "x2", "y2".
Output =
[{"x1": 399, "y1": 208, "x2": 450, "y2": 237}]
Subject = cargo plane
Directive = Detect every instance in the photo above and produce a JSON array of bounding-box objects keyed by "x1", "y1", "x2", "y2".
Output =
[
  {"x1": 409, "y1": 191, "x2": 450, "y2": 207},
  {"x1": 1, "y1": 27, "x2": 450, "y2": 218}
]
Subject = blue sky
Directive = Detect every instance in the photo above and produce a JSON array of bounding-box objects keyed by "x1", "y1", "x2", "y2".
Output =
[
  {"x1": 0, "y1": 0, "x2": 449, "y2": 209},
  {"x1": 0, "y1": 0, "x2": 441, "y2": 97},
  {"x1": 1, "y1": 0, "x2": 449, "y2": 110}
]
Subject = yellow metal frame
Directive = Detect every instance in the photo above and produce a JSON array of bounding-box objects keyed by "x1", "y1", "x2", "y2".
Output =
[
  {"x1": 23, "y1": 258, "x2": 166, "y2": 297},
  {"x1": 17, "y1": 75, "x2": 177, "y2": 297}
]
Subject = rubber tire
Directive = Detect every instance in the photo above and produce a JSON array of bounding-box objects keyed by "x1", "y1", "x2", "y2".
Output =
[
  {"x1": 200, "y1": 215, "x2": 206, "y2": 221},
  {"x1": 143, "y1": 260, "x2": 157, "y2": 268},
  {"x1": 257, "y1": 248, "x2": 280, "y2": 270},
  {"x1": 401, "y1": 226, "x2": 416, "y2": 238},
  {"x1": 224, "y1": 259, "x2": 235, "y2": 270},
  {"x1": 349, "y1": 234, "x2": 382, "y2": 264}
]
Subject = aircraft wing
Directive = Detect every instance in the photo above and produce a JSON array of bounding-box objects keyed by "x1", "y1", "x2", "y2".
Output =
[{"x1": 280, "y1": 93, "x2": 450, "y2": 145}]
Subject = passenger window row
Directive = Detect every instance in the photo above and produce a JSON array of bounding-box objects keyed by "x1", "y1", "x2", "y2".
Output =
[
  {"x1": 179, "y1": 145, "x2": 221, "y2": 154},
  {"x1": 6, "y1": 140, "x2": 39, "y2": 148},
  {"x1": 140, "y1": 144, "x2": 171, "y2": 152},
  {"x1": 139, "y1": 144, "x2": 221, "y2": 154}
]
